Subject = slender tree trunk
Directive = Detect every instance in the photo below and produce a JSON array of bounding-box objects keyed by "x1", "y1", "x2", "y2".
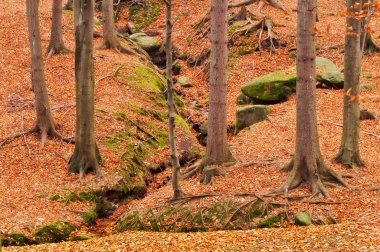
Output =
[
  {"x1": 98, "y1": 0, "x2": 132, "y2": 54},
  {"x1": 276, "y1": 0, "x2": 350, "y2": 197},
  {"x1": 47, "y1": 0, "x2": 71, "y2": 57},
  {"x1": 164, "y1": 0, "x2": 184, "y2": 199},
  {"x1": 26, "y1": 0, "x2": 59, "y2": 147},
  {"x1": 207, "y1": 0, "x2": 230, "y2": 164},
  {"x1": 69, "y1": 0, "x2": 101, "y2": 178},
  {"x1": 334, "y1": 0, "x2": 364, "y2": 168}
]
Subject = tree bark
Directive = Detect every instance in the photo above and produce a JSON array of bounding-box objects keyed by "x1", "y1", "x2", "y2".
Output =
[
  {"x1": 334, "y1": 0, "x2": 364, "y2": 168},
  {"x1": 26, "y1": 0, "x2": 59, "y2": 147},
  {"x1": 98, "y1": 0, "x2": 132, "y2": 54},
  {"x1": 276, "y1": 0, "x2": 350, "y2": 197},
  {"x1": 69, "y1": 0, "x2": 101, "y2": 178},
  {"x1": 164, "y1": 0, "x2": 184, "y2": 199},
  {"x1": 360, "y1": 0, "x2": 380, "y2": 53},
  {"x1": 207, "y1": 0, "x2": 230, "y2": 164},
  {"x1": 47, "y1": 0, "x2": 71, "y2": 57}
]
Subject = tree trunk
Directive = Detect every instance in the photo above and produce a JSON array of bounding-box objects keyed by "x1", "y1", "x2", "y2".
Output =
[
  {"x1": 207, "y1": 0, "x2": 231, "y2": 164},
  {"x1": 69, "y1": 0, "x2": 101, "y2": 178},
  {"x1": 360, "y1": 0, "x2": 380, "y2": 53},
  {"x1": 276, "y1": 0, "x2": 350, "y2": 197},
  {"x1": 334, "y1": 0, "x2": 364, "y2": 168},
  {"x1": 164, "y1": 0, "x2": 184, "y2": 199},
  {"x1": 26, "y1": 0, "x2": 58, "y2": 147},
  {"x1": 63, "y1": 0, "x2": 73, "y2": 10},
  {"x1": 47, "y1": 0, "x2": 70, "y2": 57},
  {"x1": 99, "y1": 0, "x2": 132, "y2": 54}
]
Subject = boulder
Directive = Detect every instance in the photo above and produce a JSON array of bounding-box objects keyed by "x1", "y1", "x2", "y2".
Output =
[
  {"x1": 294, "y1": 212, "x2": 312, "y2": 226},
  {"x1": 316, "y1": 57, "x2": 344, "y2": 88},
  {"x1": 235, "y1": 105, "x2": 269, "y2": 135},
  {"x1": 236, "y1": 93, "x2": 252, "y2": 105},
  {"x1": 177, "y1": 76, "x2": 193, "y2": 88},
  {"x1": 241, "y1": 70, "x2": 296, "y2": 103},
  {"x1": 129, "y1": 33, "x2": 160, "y2": 52},
  {"x1": 34, "y1": 222, "x2": 75, "y2": 243}
]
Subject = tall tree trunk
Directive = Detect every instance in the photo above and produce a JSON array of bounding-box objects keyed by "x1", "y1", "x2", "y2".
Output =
[
  {"x1": 207, "y1": 0, "x2": 231, "y2": 163},
  {"x1": 98, "y1": 0, "x2": 132, "y2": 54},
  {"x1": 69, "y1": 0, "x2": 101, "y2": 178},
  {"x1": 26, "y1": 0, "x2": 59, "y2": 147},
  {"x1": 47, "y1": 0, "x2": 71, "y2": 57},
  {"x1": 276, "y1": 0, "x2": 350, "y2": 197},
  {"x1": 334, "y1": 0, "x2": 364, "y2": 168},
  {"x1": 164, "y1": 0, "x2": 184, "y2": 199}
]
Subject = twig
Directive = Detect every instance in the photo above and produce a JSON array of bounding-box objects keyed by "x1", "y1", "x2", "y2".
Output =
[{"x1": 304, "y1": 200, "x2": 347, "y2": 205}]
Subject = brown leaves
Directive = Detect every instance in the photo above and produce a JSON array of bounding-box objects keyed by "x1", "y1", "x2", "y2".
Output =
[{"x1": 345, "y1": 88, "x2": 359, "y2": 103}]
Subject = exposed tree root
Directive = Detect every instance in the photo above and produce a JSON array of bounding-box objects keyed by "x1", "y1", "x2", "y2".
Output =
[
  {"x1": 369, "y1": 186, "x2": 380, "y2": 191},
  {"x1": 46, "y1": 45, "x2": 71, "y2": 58},
  {"x1": 360, "y1": 109, "x2": 377, "y2": 121},
  {"x1": 228, "y1": 0, "x2": 286, "y2": 12},
  {"x1": 274, "y1": 159, "x2": 351, "y2": 197},
  {"x1": 362, "y1": 33, "x2": 380, "y2": 54},
  {"x1": 167, "y1": 193, "x2": 217, "y2": 204},
  {"x1": 96, "y1": 42, "x2": 135, "y2": 55}
]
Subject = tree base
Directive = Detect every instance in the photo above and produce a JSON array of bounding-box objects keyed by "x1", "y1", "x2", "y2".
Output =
[
  {"x1": 333, "y1": 149, "x2": 364, "y2": 168},
  {"x1": 274, "y1": 159, "x2": 351, "y2": 197},
  {"x1": 68, "y1": 146, "x2": 102, "y2": 178},
  {"x1": 46, "y1": 45, "x2": 72, "y2": 58}
]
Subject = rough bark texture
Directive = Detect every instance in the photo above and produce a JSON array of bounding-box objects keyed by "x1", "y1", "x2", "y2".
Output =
[
  {"x1": 207, "y1": 0, "x2": 230, "y2": 164},
  {"x1": 26, "y1": 0, "x2": 58, "y2": 147},
  {"x1": 334, "y1": 0, "x2": 364, "y2": 168},
  {"x1": 69, "y1": 0, "x2": 101, "y2": 178},
  {"x1": 165, "y1": 0, "x2": 184, "y2": 199},
  {"x1": 98, "y1": 0, "x2": 132, "y2": 53},
  {"x1": 47, "y1": 0, "x2": 70, "y2": 57},
  {"x1": 276, "y1": 0, "x2": 349, "y2": 197}
]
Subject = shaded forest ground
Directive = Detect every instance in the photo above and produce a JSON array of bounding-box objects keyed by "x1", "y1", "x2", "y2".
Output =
[{"x1": 0, "y1": 0, "x2": 380, "y2": 250}]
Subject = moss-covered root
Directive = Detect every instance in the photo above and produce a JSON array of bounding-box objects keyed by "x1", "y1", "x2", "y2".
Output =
[{"x1": 34, "y1": 222, "x2": 75, "y2": 244}]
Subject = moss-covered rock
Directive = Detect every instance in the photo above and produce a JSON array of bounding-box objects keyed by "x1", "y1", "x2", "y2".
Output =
[
  {"x1": 130, "y1": 33, "x2": 161, "y2": 53},
  {"x1": 177, "y1": 76, "x2": 193, "y2": 88},
  {"x1": 294, "y1": 212, "x2": 312, "y2": 226},
  {"x1": 236, "y1": 93, "x2": 252, "y2": 105},
  {"x1": 257, "y1": 212, "x2": 287, "y2": 228},
  {"x1": 235, "y1": 105, "x2": 269, "y2": 135},
  {"x1": 241, "y1": 70, "x2": 296, "y2": 102},
  {"x1": 315, "y1": 57, "x2": 343, "y2": 88},
  {"x1": 70, "y1": 233, "x2": 92, "y2": 241},
  {"x1": 1, "y1": 233, "x2": 34, "y2": 247},
  {"x1": 34, "y1": 222, "x2": 75, "y2": 243},
  {"x1": 81, "y1": 209, "x2": 98, "y2": 226},
  {"x1": 118, "y1": 65, "x2": 166, "y2": 92}
]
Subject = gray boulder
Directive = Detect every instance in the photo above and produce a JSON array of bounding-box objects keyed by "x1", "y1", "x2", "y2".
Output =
[
  {"x1": 316, "y1": 57, "x2": 344, "y2": 88},
  {"x1": 129, "y1": 33, "x2": 160, "y2": 52},
  {"x1": 235, "y1": 105, "x2": 269, "y2": 135},
  {"x1": 294, "y1": 212, "x2": 312, "y2": 226}
]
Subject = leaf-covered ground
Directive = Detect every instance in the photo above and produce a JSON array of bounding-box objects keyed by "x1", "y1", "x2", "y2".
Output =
[{"x1": 1, "y1": 0, "x2": 380, "y2": 250}]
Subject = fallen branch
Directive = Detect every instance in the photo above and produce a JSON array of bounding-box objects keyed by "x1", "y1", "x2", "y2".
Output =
[
  {"x1": 304, "y1": 200, "x2": 347, "y2": 205},
  {"x1": 368, "y1": 186, "x2": 380, "y2": 191}
]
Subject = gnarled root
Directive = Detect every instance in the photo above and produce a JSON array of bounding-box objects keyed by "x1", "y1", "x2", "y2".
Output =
[
  {"x1": 200, "y1": 165, "x2": 225, "y2": 185},
  {"x1": 96, "y1": 41, "x2": 135, "y2": 55},
  {"x1": 274, "y1": 159, "x2": 352, "y2": 197},
  {"x1": 46, "y1": 45, "x2": 72, "y2": 58}
]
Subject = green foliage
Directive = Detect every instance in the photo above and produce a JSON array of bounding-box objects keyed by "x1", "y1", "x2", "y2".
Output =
[
  {"x1": 62, "y1": 190, "x2": 101, "y2": 204},
  {"x1": 81, "y1": 209, "x2": 98, "y2": 226},
  {"x1": 257, "y1": 212, "x2": 287, "y2": 228}
]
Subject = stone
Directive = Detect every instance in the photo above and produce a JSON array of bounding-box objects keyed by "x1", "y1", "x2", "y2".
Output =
[
  {"x1": 129, "y1": 33, "x2": 160, "y2": 52},
  {"x1": 294, "y1": 212, "x2": 312, "y2": 226},
  {"x1": 236, "y1": 93, "x2": 252, "y2": 105},
  {"x1": 235, "y1": 105, "x2": 269, "y2": 135},
  {"x1": 315, "y1": 57, "x2": 344, "y2": 88},
  {"x1": 177, "y1": 76, "x2": 193, "y2": 88},
  {"x1": 34, "y1": 222, "x2": 75, "y2": 243},
  {"x1": 241, "y1": 70, "x2": 296, "y2": 103}
]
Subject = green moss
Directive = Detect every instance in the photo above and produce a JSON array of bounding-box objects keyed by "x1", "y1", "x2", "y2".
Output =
[
  {"x1": 258, "y1": 212, "x2": 287, "y2": 228},
  {"x1": 70, "y1": 234, "x2": 92, "y2": 241},
  {"x1": 128, "y1": 1, "x2": 161, "y2": 30},
  {"x1": 362, "y1": 72, "x2": 372, "y2": 78},
  {"x1": 1, "y1": 233, "x2": 34, "y2": 247},
  {"x1": 294, "y1": 212, "x2": 312, "y2": 226},
  {"x1": 117, "y1": 66, "x2": 166, "y2": 93},
  {"x1": 174, "y1": 114, "x2": 190, "y2": 132},
  {"x1": 62, "y1": 190, "x2": 100, "y2": 204},
  {"x1": 81, "y1": 209, "x2": 98, "y2": 226},
  {"x1": 49, "y1": 194, "x2": 61, "y2": 201},
  {"x1": 34, "y1": 222, "x2": 75, "y2": 243}
]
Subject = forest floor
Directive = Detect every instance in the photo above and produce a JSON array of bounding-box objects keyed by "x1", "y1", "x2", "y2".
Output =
[{"x1": 1, "y1": 0, "x2": 380, "y2": 250}]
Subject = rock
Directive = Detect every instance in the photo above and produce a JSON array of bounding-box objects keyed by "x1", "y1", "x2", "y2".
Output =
[
  {"x1": 129, "y1": 33, "x2": 161, "y2": 52},
  {"x1": 360, "y1": 109, "x2": 376, "y2": 120},
  {"x1": 236, "y1": 93, "x2": 252, "y2": 105},
  {"x1": 258, "y1": 212, "x2": 287, "y2": 228},
  {"x1": 70, "y1": 233, "x2": 92, "y2": 242},
  {"x1": 294, "y1": 212, "x2": 312, "y2": 226},
  {"x1": 241, "y1": 70, "x2": 296, "y2": 103},
  {"x1": 172, "y1": 61, "x2": 182, "y2": 75},
  {"x1": 177, "y1": 76, "x2": 193, "y2": 88},
  {"x1": 34, "y1": 222, "x2": 75, "y2": 243},
  {"x1": 127, "y1": 22, "x2": 139, "y2": 34},
  {"x1": 361, "y1": 83, "x2": 374, "y2": 90},
  {"x1": 235, "y1": 105, "x2": 269, "y2": 135},
  {"x1": 316, "y1": 57, "x2": 344, "y2": 88},
  {"x1": 1, "y1": 233, "x2": 34, "y2": 247}
]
